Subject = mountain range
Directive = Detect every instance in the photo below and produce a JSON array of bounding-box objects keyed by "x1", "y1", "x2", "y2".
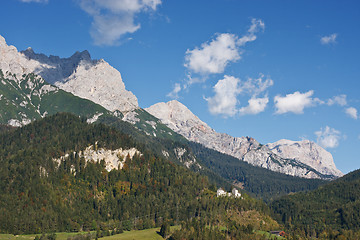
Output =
[
  {"x1": 146, "y1": 100, "x2": 342, "y2": 179},
  {"x1": 0, "y1": 34, "x2": 342, "y2": 180}
]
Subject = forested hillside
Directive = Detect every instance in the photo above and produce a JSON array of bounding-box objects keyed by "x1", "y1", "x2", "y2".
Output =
[
  {"x1": 270, "y1": 169, "x2": 360, "y2": 239},
  {"x1": 189, "y1": 142, "x2": 326, "y2": 201},
  {"x1": 0, "y1": 113, "x2": 280, "y2": 239},
  {"x1": 97, "y1": 114, "x2": 328, "y2": 201}
]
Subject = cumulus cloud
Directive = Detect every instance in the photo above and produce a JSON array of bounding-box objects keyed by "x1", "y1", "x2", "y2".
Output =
[
  {"x1": 327, "y1": 94, "x2": 347, "y2": 106},
  {"x1": 79, "y1": 0, "x2": 162, "y2": 46},
  {"x1": 171, "y1": 19, "x2": 265, "y2": 99},
  {"x1": 239, "y1": 97, "x2": 269, "y2": 115},
  {"x1": 205, "y1": 74, "x2": 272, "y2": 117},
  {"x1": 184, "y1": 18, "x2": 264, "y2": 76},
  {"x1": 205, "y1": 75, "x2": 241, "y2": 117},
  {"x1": 274, "y1": 90, "x2": 322, "y2": 114},
  {"x1": 320, "y1": 33, "x2": 337, "y2": 45},
  {"x1": 345, "y1": 107, "x2": 358, "y2": 120},
  {"x1": 19, "y1": 0, "x2": 48, "y2": 2},
  {"x1": 237, "y1": 74, "x2": 272, "y2": 115},
  {"x1": 184, "y1": 33, "x2": 240, "y2": 75},
  {"x1": 315, "y1": 126, "x2": 341, "y2": 148}
]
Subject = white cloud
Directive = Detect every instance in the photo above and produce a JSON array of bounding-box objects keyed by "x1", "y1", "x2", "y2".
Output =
[
  {"x1": 320, "y1": 33, "x2": 337, "y2": 45},
  {"x1": 345, "y1": 107, "x2": 358, "y2": 120},
  {"x1": 205, "y1": 74, "x2": 272, "y2": 117},
  {"x1": 204, "y1": 73, "x2": 272, "y2": 117},
  {"x1": 184, "y1": 33, "x2": 240, "y2": 75},
  {"x1": 167, "y1": 83, "x2": 182, "y2": 99},
  {"x1": 237, "y1": 18, "x2": 265, "y2": 46},
  {"x1": 315, "y1": 126, "x2": 341, "y2": 149},
  {"x1": 79, "y1": 0, "x2": 162, "y2": 46},
  {"x1": 19, "y1": 0, "x2": 48, "y2": 2},
  {"x1": 240, "y1": 97, "x2": 269, "y2": 115},
  {"x1": 174, "y1": 19, "x2": 265, "y2": 99},
  {"x1": 327, "y1": 94, "x2": 347, "y2": 106},
  {"x1": 241, "y1": 74, "x2": 273, "y2": 97},
  {"x1": 184, "y1": 18, "x2": 264, "y2": 75},
  {"x1": 205, "y1": 75, "x2": 241, "y2": 117},
  {"x1": 274, "y1": 90, "x2": 320, "y2": 114}
]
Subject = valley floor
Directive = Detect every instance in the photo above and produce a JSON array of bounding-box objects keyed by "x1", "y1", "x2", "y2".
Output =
[
  {"x1": 0, "y1": 227, "x2": 181, "y2": 240},
  {"x1": 0, "y1": 227, "x2": 288, "y2": 240}
]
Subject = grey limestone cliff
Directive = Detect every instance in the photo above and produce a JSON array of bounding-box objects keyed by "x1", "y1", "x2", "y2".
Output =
[
  {"x1": 146, "y1": 100, "x2": 343, "y2": 179},
  {"x1": 0, "y1": 34, "x2": 138, "y2": 113}
]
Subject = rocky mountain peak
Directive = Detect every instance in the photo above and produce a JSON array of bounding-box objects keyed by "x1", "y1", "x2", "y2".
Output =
[
  {"x1": 148, "y1": 100, "x2": 208, "y2": 123},
  {"x1": 0, "y1": 34, "x2": 138, "y2": 113},
  {"x1": 0, "y1": 35, "x2": 7, "y2": 46},
  {"x1": 21, "y1": 48, "x2": 92, "y2": 64},
  {"x1": 71, "y1": 50, "x2": 91, "y2": 62},
  {"x1": 146, "y1": 100, "x2": 214, "y2": 139},
  {"x1": 0, "y1": 35, "x2": 41, "y2": 79},
  {"x1": 147, "y1": 100, "x2": 342, "y2": 179},
  {"x1": 267, "y1": 139, "x2": 343, "y2": 177}
]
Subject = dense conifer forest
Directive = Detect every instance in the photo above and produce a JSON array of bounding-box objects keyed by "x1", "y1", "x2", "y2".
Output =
[
  {"x1": 189, "y1": 142, "x2": 327, "y2": 201},
  {"x1": 270, "y1": 169, "x2": 360, "y2": 239},
  {"x1": 2, "y1": 113, "x2": 360, "y2": 239},
  {"x1": 99, "y1": 115, "x2": 327, "y2": 201},
  {"x1": 0, "y1": 113, "x2": 279, "y2": 239}
]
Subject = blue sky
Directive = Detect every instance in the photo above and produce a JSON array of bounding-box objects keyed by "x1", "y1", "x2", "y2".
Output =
[{"x1": 1, "y1": 0, "x2": 359, "y2": 174}]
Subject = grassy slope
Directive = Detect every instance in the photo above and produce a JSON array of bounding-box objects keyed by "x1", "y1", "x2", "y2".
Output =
[
  {"x1": 0, "y1": 227, "x2": 181, "y2": 240},
  {"x1": 130, "y1": 108, "x2": 187, "y2": 143},
  {"x1": 0, "y1": 72, "x2": 41, "y2": 122},
  {"x1": 0, "y1": 70, "x2": 109, "y2": 124},
  {"x1": 39, "y1": 89, "x2": 109, "y2": 118}
]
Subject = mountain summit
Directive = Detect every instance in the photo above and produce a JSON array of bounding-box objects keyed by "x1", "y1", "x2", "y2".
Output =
[
  {"x1": 266, "y1": 139, "x2": 343, "y2": 177},
  {"x1": 146, "y1": 100, "x2": 343, "y2": 179},
  {"x1": 0, "y1": 34, "x2": 138, "y2": 113}
]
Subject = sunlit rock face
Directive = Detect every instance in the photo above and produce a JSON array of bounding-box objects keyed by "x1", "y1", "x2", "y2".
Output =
[
  {"x1": 0, "y1": 34, "x2": 138, "y2": 113},
  {"x1": 146, "y1": 100, "x2": 343, "y2": 179},
  {"x1": 267, "y1": 139, "x2": 343, "y2": 177}
]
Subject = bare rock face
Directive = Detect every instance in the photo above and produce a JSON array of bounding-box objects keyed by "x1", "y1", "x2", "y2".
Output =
[
  {"x1": 266, "y1": 139, "x2": 343, "y2": 177},
  {"x1": 53, "y1": 145, "x2": 141, "y2": 172},
  {"x1": 146, "y1": 100, "x2": 265, "y2": 162},
  {"x1": 0, "y1": 34, "x2": 138, "y2": 113},
  {"x1": 0, "y1": 35, "x2": 42, "y2": 78},
  {"x1": 146, "y1": 100, "x2": 342, "y2": 179}
]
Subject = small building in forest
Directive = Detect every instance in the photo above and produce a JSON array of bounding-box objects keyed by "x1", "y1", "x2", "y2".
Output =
[
  {"x1": 217, "y1": 188, "x2": 227, "y2": 197},
  {"x1": 232, "y1": 188, "x2": 241, "y2": 198},
  {"x1": 217, "y1": 188, "x2": 242, "y2": 198}
]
